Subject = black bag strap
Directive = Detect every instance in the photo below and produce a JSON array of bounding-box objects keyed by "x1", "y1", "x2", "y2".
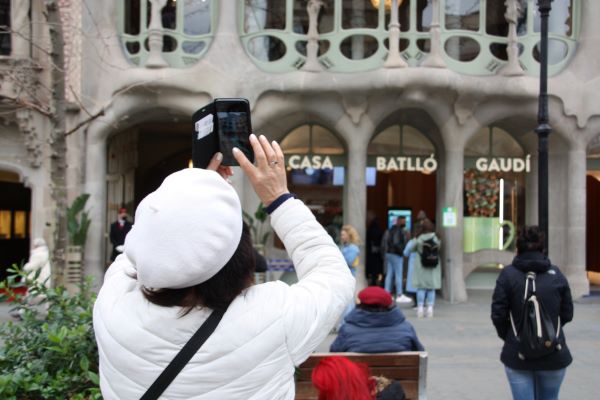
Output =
[{"x1": 140, "y1": 306, "x2": 228, "y2": 400}]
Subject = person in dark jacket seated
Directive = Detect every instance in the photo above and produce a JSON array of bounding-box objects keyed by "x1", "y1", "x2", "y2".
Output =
[{"x1": 330, "y1": 286, "x2": 424, "y2": 353}]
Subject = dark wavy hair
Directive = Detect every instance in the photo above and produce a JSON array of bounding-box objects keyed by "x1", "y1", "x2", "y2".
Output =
[
  {"x1": 141, "y1": 223, "x2": 255, "y2": 315},
  {"x1": 516, "y1": 225, "x2": 546, "y2": 254}
]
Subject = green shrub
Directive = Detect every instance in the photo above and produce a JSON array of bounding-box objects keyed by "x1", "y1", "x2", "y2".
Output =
[
  {"x1": 67, "y1": 194, "x2": 92, "y2": 247},
  {"x1": 0, "y1": 266, "x2": 100, "y2": 399}
]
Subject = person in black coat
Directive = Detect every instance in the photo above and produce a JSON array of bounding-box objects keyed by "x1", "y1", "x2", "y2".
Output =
[
  {"x1": 330, "y1": 286, "x2": 424, "y2": 353},
  {"x1": 491, "y1": 226, "x2": 573, "y2": 400},
  {"x1": 109, "y1": 207, "x2": 133, "y2": 262},
  {"x1": 366, "y1": 210, "x2": 384, "y2": 286}
]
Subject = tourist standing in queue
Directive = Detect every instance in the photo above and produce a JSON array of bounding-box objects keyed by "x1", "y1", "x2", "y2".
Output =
[
  {"x1": 381, "y1": 216, "x2": 412, "y2": 304},
  {"x1": 365, "y1": 210, "x2": 384, "y2": 286},
  {"x1": 491, "y1": 226, "x2": 573, "y2": 400},
  {"x1": 406, "y1": 219, "x2": 441, "y2": 318},
  {"x1": 340, "y1": 224, "x2": 361, "y2": 277},
  {"x1": 109, "y1": 207, "x2": 132, "y2": 262}
]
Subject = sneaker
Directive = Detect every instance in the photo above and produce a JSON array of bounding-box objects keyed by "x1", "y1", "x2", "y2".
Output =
[
  {"x1": 417, "y1": 306, "x2": 424, "y2": 319},
  {"x1": 396, "y1": 294, "x2": 413, "y2": 304},
  {"x1": 426, "y1": 306, "x2": 434, "y2": 318}
]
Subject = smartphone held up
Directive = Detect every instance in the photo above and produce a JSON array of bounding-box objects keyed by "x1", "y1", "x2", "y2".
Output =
[{"x1": 191, "y1": 98, "x2": 254, "y2": 168}]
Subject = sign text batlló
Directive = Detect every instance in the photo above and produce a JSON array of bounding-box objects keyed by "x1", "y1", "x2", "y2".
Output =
[{"x1": 376, "y1": 155, "x2": 438, "y2": 173}]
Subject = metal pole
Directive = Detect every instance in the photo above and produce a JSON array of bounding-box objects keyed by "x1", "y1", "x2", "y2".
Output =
[{"x1": 535, "y1": 0, "x2": 553, "y2": 251}]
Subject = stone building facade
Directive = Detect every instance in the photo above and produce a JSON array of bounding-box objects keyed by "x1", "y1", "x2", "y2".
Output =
[{"x1": 1, "y1": 0, "x2": 599, "y2": 300}]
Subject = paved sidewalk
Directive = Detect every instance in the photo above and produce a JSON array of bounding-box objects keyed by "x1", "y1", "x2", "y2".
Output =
[
  {"x1": 318, "y1": 290, "x2": 600, "y2": 400},
  {"x1": 2, "y1": 290, "x2": 598, "y2": 399}
]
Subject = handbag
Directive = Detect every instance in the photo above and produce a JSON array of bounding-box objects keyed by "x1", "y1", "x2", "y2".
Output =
[{"x1": 140, "y1": 305, "x2": 229, "y2": 400}]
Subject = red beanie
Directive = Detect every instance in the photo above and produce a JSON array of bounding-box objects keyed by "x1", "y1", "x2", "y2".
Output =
[{"x1": 358, "y1": 286, "x2": 393, "y2": 307}]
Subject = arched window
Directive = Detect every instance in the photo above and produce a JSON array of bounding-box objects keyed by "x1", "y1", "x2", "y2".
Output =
[
  {"x1": 119, "y1": 0, "x2": 216, "y2": 67},
  {"x1": 463, "y1": 126, "x2": 528, "y2": 253},
  {"x1": 368, "y1": 124, "x2": 435, "y2": 156},
  {"x1": 280, "y1": 124, "x2": 345, "y2": 243}
]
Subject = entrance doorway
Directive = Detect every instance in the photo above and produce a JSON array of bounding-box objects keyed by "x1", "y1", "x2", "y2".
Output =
[
  {"x1": 587, "y1": 174, "x2": 600, "y2": 273},
  {"x1": 105, "y1": 123, "x2": 192, "y2": 265},
  {"x1": 0, "y1": 171, "x2": 31, "y2": 281}
]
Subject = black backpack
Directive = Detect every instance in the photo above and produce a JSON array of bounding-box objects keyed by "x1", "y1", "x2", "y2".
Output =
[
  {"x1": 387, "y1": 226, "x2": 407, "y2": 255},
  {"x1": 510, "y1": 272, "x2": 562, "y2": 360},
  {"x1": 420, "y1": 238, "x2": 439, "y2": 268}
]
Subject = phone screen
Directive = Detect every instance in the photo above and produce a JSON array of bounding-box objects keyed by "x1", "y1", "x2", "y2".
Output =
[{"x1": 215, "y1": 100, "x2": 253, "y2": 166}]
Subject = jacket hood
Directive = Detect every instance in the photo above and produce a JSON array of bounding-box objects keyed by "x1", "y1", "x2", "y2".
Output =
[
  {"x1": 345, "y1": 306, "x2": 406, "y2": 327},
  {"x1": 512, "y1": 251, "x2": 551, "y2": 273}
]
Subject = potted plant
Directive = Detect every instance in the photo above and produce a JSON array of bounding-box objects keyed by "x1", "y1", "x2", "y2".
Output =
[
  {"x1": 242, "y1": 203, "x2": 271, "y2": 256},
  {"x1": 64, "y1": 194, "x2": 91, "y2": 292}
]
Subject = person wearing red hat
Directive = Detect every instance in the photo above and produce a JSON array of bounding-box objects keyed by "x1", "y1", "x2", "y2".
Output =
[
  {"x1": 330, "y1": 286, "x2": 424, "y2": 353},
  {"x1": 109, "y1": 207, "x2": 132, "y2": 262}
]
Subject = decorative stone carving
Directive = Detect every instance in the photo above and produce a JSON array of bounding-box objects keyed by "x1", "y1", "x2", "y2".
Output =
[
  {"x1": 500, "y1": 0, "x2": 525, "y2": 76},
  {"x1": 16, "y1": 109, "x2": 43, "y2": 168},
  {"x1": 146, "y1": 0, "x2": 168, "y2": 68},
  {"x1": 301, "y1": 0, "x2": 324, "y2": 72},
  {"x1": 342, "y1": 94, "x2": 368, "y2": 124}
]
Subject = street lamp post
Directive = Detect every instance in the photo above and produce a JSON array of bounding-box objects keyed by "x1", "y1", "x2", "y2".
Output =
[{"x1": 535, "y1": 0, "x2": 553, "y2": 250}]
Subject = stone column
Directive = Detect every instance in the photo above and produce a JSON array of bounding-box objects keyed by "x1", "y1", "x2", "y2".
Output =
[
  {"x1": 422, "y1": 0, "x2": 446, "y2": 68},
  {"x1": 302, "y1": 0, "x2": 324, "y2": 72},
  {"x1": 10, "y1": 0, "x2": 30, "y2": 58},
  {"x1": 500, "y1": 0, "x2": 525, "y2": 76},
  {"x1": 441, "y1": 146, "x2": 467, "y2": 302},
  {"x1": 345, "y1": 137, "x2": 368, "y2": 293},
  {"x1": 384, "y1": 0, "x2": 408, "y2": 68},
  {"x1": 565, "y1": 143, "x2": 590, "y2": 298},
  {"x1": 83, "y1": 131, "x2": 108, "y2": 288},
  {"x1": 146, "y1": 0, "x2": 168, "y2": 68}
]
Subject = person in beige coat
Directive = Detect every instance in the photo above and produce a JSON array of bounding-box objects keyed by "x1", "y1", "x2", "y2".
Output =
[{"x1": 23, "y1": 238, "x2": 52, "y2": 289}]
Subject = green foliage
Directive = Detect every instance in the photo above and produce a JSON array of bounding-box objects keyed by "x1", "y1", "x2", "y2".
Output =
[
  {"x1": 242, "y1": 203, "x2": 271, "y2": 247},
  {"x1": 0, "y1": 266, "x2": 100, "y2": 399},
  {"x1": 67, "y1": 194, "x2": 91, "y2": 247}
]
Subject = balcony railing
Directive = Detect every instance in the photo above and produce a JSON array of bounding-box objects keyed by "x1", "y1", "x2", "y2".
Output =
[
  {"x1": 238, "y1": 0, "x2": 579, "y2": 76},
  {"x1": 118, "y1": 0, "x2": 218, "y2": 68},
  {"x1": 117, "y1": 0, "x2": 579, "y2": 75}
]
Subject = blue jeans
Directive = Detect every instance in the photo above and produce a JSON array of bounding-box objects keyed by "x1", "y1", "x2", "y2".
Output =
[
  {"x1": 505, "y1": 367, "x2": 566, "y2": 400},
  {"x1": 384, "y1": 253, "x2": 404, "y2": 296},
  {"x1": 416, "y1": 289, "x2": 435, "y2": 307}
]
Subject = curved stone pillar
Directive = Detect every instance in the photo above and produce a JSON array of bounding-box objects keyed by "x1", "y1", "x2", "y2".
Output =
[
  {"x1": 83, "y1": 129, "x2": 108, "y2": 288},
  {"x1": 340, "y1": 117, "x2": 372, "y2": 294},
  {"x1": 565, "y1": 143, "x2": 590, "y2": 298}
]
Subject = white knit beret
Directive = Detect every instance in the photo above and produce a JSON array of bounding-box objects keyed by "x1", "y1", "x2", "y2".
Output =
[{"x1": 124, "y1": 168, "x2": 242, "y2": 289}]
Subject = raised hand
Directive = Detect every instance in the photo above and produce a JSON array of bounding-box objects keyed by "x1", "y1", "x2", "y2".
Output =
[{"x1": 233, "y1": 134, "x2": 289, "y2": 206}]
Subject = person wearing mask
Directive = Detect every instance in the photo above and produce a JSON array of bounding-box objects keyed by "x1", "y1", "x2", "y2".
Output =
[
  {"x1": 406, "y1": 219, "x2": 441, "y2": 318},
  {"x1": 109, "y1": 207, "x2": 132, "y2": 262},
  {"x1": 491, "y1": 226, "x2": 573, "y2": 400},
  {"x1": 93, "y1": 134, "x2": 355, "y2": 399},
  {"x1": 381, "y1": 216, "x2": 412, "y2": 304}
]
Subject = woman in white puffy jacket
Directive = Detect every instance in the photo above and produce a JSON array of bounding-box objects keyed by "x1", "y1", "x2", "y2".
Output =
[{"x1": 93, "y1": 134, "x2": 355, "y2": 399}]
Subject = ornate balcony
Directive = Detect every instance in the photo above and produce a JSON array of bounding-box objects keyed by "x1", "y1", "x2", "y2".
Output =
[{"x1": 238, "y1": 0, "x2": 579, "y2": 75}]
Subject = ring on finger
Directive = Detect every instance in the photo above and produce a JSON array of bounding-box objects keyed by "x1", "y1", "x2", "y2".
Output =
[{"x1": 270, "y1": 160, "x2": 279, "y2": 166}]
